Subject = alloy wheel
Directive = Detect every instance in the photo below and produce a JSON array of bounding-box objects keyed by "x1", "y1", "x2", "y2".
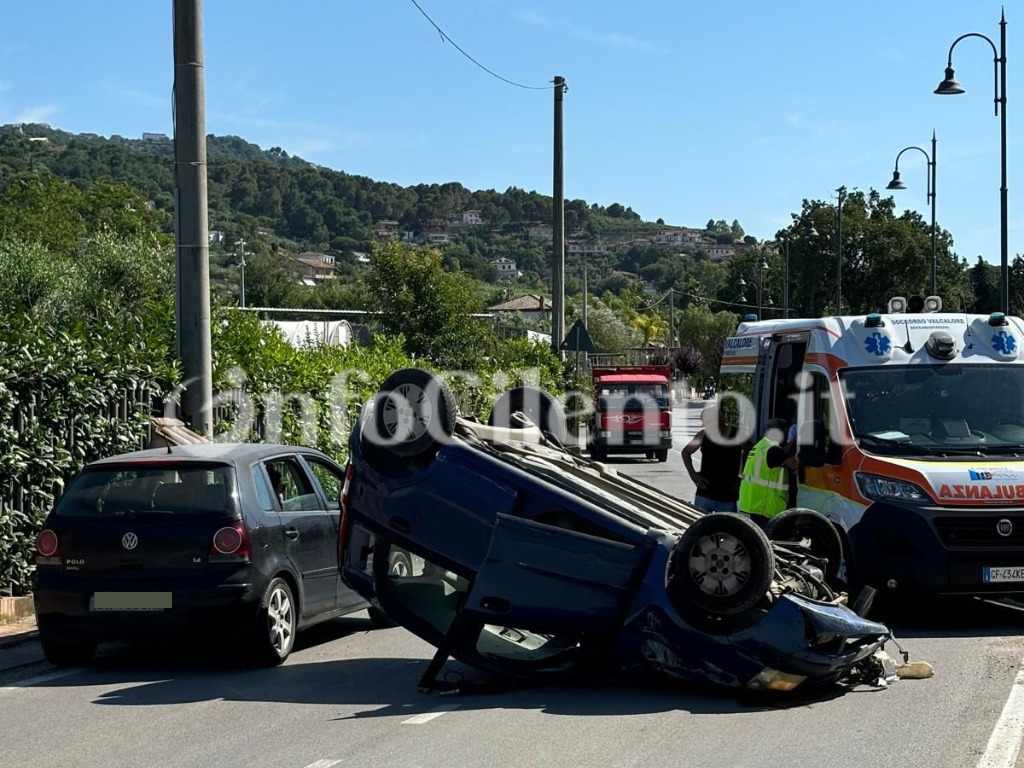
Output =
[{"x1": 688, "y1": 533, "x2": 753, "y2": 597}]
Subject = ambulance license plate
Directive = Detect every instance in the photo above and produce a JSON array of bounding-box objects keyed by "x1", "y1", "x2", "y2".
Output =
[{"x1": 983, "y1": 566, "x2": 1024, "y2": 584}]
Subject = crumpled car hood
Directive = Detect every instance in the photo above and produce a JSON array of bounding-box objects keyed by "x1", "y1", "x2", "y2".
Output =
[{"x1": 619, "y1": 541, "x2": 890, "y2": 689}]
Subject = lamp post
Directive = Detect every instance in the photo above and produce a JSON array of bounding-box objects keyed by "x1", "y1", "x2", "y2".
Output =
[
  {"x1": 738, "y1": 258, "x2": 771, "y2": 317},
  {"x1": 886, "y1": 132, "x2": 938, "y2": 295},
  {"x1": 229, "y1": 238, "x2": 250, "y2": 309},
  {"x1": 935, "y1": 10, "x2": 1008, "y2": 312},
  {"x1": 779, "y1": 232, "x2": 791, "y2": 318}
]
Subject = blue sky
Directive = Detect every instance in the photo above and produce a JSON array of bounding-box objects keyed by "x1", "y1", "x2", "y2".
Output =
[{"x1": 0, "y1": 1, "x2": 1019, "y2": 262}]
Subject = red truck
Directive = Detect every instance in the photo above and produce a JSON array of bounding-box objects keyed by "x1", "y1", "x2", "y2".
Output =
[{"x1": 588, "y1": 365, "x2": 673, "y2": 462}]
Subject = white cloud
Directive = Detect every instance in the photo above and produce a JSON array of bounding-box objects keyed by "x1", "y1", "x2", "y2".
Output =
[
  {"x1": 13, "y1": 104, "x2": 58, "y2": 123},
  {"x1": 514, "y1": 9, "x2": 662, "y2": 53}
]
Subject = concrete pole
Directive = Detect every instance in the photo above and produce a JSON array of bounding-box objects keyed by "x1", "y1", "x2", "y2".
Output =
[
  {"x1": 667, "y1": 287, "x2": 675, "y2": 348},
  {"x1": 173, "y1": 0, "x2": 213, "y2": 436},
  {"x1": 551, "y1": 76, "x2": 566, "y2": 354},
  {"x1": 582, "y1": 257, "x2": 588, "y2": 329}
]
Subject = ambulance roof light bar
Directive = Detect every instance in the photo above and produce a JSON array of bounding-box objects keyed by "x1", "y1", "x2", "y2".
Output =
[
  {"x1": 990, "y1": 311, "x2": 1009, "y2": 326},
  {"x1": 887, "y1": 295, "x2": 942, "y2": 314}
]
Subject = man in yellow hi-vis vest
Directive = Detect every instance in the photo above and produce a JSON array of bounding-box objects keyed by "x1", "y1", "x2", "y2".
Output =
[{"x1": 738, "y1": 419, "x2": 793, "y2": 523}]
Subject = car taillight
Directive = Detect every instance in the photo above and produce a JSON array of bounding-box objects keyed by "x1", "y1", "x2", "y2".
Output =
[
  {"x1": 338, "y1": 463, "x2": 354, "y2": 563},
  {"x1": 210, "y1": 521, "x2": 250, "y2": 561},
  {"x1": 37, "y1": 529, "x2": 59, "y2": 558}
]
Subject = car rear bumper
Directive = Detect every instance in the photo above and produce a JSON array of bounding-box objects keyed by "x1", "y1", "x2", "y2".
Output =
[
  {"x1": 850, "y1": 501, "x2": 1024, "y2": 595},
  {"x1": 33, "y1": 570, "x2": 262, "y2": 640},
  {"x1": 591, "y1": 435, "x2": 672, "y2": 452}
]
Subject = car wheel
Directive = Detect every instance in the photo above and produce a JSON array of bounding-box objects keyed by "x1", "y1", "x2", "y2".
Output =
[
  {"x1": 668, "y1": 513, "x2": 774, "y2": 617},
  {"x1": 656, "y1": 449, "x2": 669, "y2": 462},
  {"x1": 488, "y1": 386, "x2": 567, "y2": 444},
  {"x1": 40, "y1": 632, "x2": 96, "y2": 668},
  {"x1": 371, "y1": 368, "x2": 457, "y2": 459},
  {"x1": 252, "y1": 577, "x2": 296, "y2": 665},
  {"x1": 766, "y1": 508, "x2": 843, "y2": 586},
  {"x1": 388, "y1": 549, "x2": 414, "y2": 578}
]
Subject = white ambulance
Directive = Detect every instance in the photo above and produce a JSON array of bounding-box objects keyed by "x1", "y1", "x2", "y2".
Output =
[{"x1": 720, "y1": 303, "x2": 1024, "y2": 596}]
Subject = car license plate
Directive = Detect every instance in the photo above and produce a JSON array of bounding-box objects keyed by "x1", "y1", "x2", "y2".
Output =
[
  {"x1": 983, "y1": 566, "x2": 1024, "y2": 584},
  {"x1": 91, "y1": 592, "x2": 172, "y2": 611}
]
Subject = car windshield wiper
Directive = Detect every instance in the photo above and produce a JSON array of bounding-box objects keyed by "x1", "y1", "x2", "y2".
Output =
[{"x1": 857, "y1": 435, "x2": 929, "y2": 454}]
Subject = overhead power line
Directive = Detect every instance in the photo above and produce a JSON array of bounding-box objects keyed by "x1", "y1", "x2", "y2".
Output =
[{"x1": 408, "y1": 0, "x2": 555, "y2": 91}]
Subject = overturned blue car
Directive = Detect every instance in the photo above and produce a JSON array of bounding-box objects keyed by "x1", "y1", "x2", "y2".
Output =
[{"x1": 339, "y1": 369, "x2": 892, "y2": 694}]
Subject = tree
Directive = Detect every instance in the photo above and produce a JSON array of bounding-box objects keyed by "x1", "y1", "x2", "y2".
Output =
[
  {"x1": 676, "y1": 305, "x2": 739, "y2": 387},
  {"x1": 367, "y1": 241, "x2": 494, "y2": 368},
  {"x1": 971, "y1": 256, "x2": 1000, "y2": 313},
  {"x1": 775, "y1": 190, "x2": 967, "y2": 317},
  {"x1": 630, "y1": 313, "x2": 668, "y2": 347},
  {"x1": 730, "y1": 219, "x2": 745, "y2": 240}
]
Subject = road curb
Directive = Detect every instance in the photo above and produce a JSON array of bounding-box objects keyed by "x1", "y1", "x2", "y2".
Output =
[{"x1": 0, "y1": 630, "x2": 39, "y2": 650}]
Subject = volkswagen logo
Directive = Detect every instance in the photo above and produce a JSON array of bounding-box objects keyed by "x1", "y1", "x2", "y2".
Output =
[
  {"x1": 121, "y1": 532, "x2": 139, "y2": 551},
  {"x1": 996, "y1": 519, "x2": 1014, "y2": 538}
]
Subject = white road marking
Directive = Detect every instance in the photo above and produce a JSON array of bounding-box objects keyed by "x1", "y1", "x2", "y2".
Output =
[
  {"x1": 977, "y1": 665, "x2": 1024, "y2": 768},
  {"x1": 302, "y1": 760, "x2": 342, "y2": 768},
  {"x1": 0, "y1": 668, "x2": 82, "y2": 695},
  {"x1": 401, "y1": 705, "x2": 459, "y2": 725}
]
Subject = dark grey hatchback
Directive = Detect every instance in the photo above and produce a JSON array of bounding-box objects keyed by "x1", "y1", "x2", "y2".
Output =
[{"x1": 33, "y1": 443, "x2": 375, "y2": 666}]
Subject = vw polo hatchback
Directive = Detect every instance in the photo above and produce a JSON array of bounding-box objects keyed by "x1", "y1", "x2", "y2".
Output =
[{"x1": 33, "y1": 444, "x2": 376, "y2": 666}]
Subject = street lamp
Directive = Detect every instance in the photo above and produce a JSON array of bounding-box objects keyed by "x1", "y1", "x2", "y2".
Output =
[
  {"x1": 935, "y1": 10, "x2": 1008, "y2": 312},
  {"x1": 886, "y1": 132, "x2": 938, "y2": 295},
  {"x1": 229, "y1": 238, "x2": 250, "y2": 309},
  {"x1": 757, "y1": 257, "x2": 770, "y2": 317}
]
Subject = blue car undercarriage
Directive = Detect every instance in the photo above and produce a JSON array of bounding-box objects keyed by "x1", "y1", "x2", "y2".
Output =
[{"x1": 340, "y1": 369, "x2": 894, "y2": 696}]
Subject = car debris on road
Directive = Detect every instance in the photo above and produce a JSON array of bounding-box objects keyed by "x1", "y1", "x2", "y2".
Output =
[{"x1": 339, "y1": 369, "x2": 935, "y2": 697}]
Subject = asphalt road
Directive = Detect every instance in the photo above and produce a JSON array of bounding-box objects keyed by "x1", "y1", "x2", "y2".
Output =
[{"x1": 3, "y1": 401, "x2": 1024, "y2": 768}]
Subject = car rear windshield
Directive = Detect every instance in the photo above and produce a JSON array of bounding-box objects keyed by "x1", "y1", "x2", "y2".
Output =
[{"x1": 56, "y1": 464, "x2": 235, "y2": 517}]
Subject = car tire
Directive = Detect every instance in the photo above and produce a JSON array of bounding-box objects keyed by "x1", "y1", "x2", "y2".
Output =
[
  {"x1": 251, "y1": 577, "x2": 297, "y2": 666},
  {"x1": 488, "y1": 386, "x2": 567, "y2": 444},
  {"x1": 766, "y1": 508, "x2": 843, "y2": 586},
  {"x1": 656, "y1": 449, "x2": 669, "y2": 463},
  {"x1": 668, "y1": 513, "x2": 775, "y2": 617},
  {"x1": 40, "y1": 633, "x2": 96, "y2": 668},
  {"x1": 371, "y1": 368, "x2": 457, "y2": 459},
  {"x1": 388, "y1": 549, "x2": 414, "y2": 578}
]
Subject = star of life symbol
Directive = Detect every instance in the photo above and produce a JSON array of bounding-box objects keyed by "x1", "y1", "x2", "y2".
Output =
[
  {"x1": 993, "y1": 331, "x2": 1017, "y2": 355},
  {"x1": 864, "y1": 332, "x2": 891, "y2": 356}
]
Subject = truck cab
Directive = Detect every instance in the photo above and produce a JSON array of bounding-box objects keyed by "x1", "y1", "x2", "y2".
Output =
[
  {"x1": 588, "y1": 365, "x2": 672, "y2": 462},
  {"x1": 720, "y1": 306, "x2": 1024, "y2": 596}
]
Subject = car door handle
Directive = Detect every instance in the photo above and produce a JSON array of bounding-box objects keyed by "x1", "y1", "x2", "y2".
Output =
[{"x1": 285, "y1": 527, "x2": 300, "y2": 540}]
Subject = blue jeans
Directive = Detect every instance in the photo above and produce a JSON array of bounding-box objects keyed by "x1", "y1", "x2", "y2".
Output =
[{"x1": 693, "y1": 495, "x2": 737, "y2": 513}]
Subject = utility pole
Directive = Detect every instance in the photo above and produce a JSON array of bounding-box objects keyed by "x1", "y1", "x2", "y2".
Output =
[
  {"x1": 551, "y1": 75, "x2": 566, "y2": 355},
  {"x1": 173, "y1": 0, "x2": 213, "y2": 436},
  {"x1": 783, "y1": 236, "x2": 791, "y2": 318},
  {"x1": 582, "y1": 258, "x2": 589, "y2": 330},
  {"x1": 836, "y1": 186, "x2": 846, "y2": 314},
  {"x1": 667, "y1": 287, "x2": 675, "y2": 349}
]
